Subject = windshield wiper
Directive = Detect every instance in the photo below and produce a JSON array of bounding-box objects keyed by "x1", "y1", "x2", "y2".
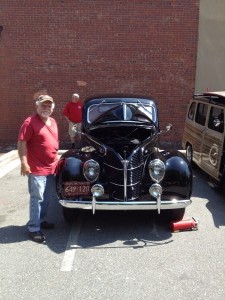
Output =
[{"x1": 89, "y1": 99, "x2": 106, "y2": 112}]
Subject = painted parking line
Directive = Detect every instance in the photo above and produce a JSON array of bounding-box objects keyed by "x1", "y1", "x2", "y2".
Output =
[{"x1": 60, "y1": 217, "x2": 82, "y2": 272}]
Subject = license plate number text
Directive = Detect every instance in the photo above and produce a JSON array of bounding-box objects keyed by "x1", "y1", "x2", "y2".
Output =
[{"x1": 63, "y1": 181, "x2": 91, "y2": 196}]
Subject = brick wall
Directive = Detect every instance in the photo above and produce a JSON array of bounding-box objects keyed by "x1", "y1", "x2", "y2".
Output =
[{"x1": 0, "y1": 0, "x2": 199, "y2": 148}]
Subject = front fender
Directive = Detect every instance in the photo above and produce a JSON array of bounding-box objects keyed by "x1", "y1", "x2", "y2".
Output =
[
  {"x1": 161, "y1": 150, "x2": 192, "y2": 198},
  {"x1": 60, "y1": 157, "x2": 85, "y2": 181},
  {"x1": 56, "y1": 149, "x2": 100, "y2": 181},
  {"x1": 56, "y1": 150, "x2": 104, "y2": 197},
  {"x1": 56, "y1": 156, "x2": 86, "y2": 198}
]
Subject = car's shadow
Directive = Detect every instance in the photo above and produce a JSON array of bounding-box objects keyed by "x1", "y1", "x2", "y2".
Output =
[
  {"x1": 74, "y1": 210, "x2": 173, "y2": 250},
  {"x1": 191, "y1": 166, "x2": 225, "y2": 228},
  {"x1": 0, "y1": 201, "x2": 173, "y2": 254},
  {"x1": 46, "y1": 209, "x2": 174, "y2": 253}
]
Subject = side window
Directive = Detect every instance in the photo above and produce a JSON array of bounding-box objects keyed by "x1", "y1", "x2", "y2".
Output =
[
  {"x1": 195, "y1": 103, "x2": 208, "y2": 126},
  {"x1": 208, "y1": 107, "x2": 224, "y2": 133},
  {"x1": 188, "y1": 102, "x2": 196, "y2": 120}
]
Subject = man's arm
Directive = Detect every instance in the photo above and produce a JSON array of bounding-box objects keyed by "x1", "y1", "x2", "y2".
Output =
[
  {"x1": 64, "y1": 116, "x2": 70, "y2": 123},
  {"x1": 17, "y1": 140, "x2": 31, "y2": 176},
  {"x1": 62, "y1": 103, "x2": 70, "y2": 123}
]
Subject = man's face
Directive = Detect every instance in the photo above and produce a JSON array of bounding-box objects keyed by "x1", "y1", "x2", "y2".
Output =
[
  {"x1": 36, "y1": 101, "x2": 54, "y2": 119},
  {"x1": 72, "y1": 97, "x2": 79, "y2": 103}
]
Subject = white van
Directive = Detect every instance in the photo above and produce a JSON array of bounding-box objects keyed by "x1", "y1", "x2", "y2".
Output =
[{"x1": 182, "y1": 91, "x2": 225, "y2": 190}]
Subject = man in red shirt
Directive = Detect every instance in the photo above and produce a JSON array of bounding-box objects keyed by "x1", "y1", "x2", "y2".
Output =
[
  {"x1": 18, "y1": 95, "x2": 59, "y2": 243},
  {"x1": 63, "y1": 93, "x2": 83, "y2": 149}
]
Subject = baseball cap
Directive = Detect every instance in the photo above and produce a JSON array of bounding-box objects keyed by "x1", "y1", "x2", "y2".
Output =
[{"x1": 37, "y1": 95, "x2": 54, "y2": 103}]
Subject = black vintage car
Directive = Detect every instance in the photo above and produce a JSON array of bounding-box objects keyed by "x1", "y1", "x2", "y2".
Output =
[{"x1": 56, "y1": 95, "x2": 192, "y2": 222}]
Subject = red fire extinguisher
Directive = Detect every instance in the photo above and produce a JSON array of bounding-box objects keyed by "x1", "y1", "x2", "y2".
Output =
[{"x1": 170, "y1": 217, "x2": 198, "y2": 232}]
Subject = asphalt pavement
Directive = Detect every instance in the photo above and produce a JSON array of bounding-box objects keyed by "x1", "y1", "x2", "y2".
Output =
[{"x1": 1, "y1": 151, "x2": 225, "y2": 300}]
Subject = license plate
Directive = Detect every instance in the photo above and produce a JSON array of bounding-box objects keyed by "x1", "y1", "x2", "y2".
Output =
[{"x1": 63, "y1": 181, "x2": 91, "y2": 197}]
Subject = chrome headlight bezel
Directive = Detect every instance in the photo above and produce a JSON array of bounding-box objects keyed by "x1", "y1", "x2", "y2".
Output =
[
  {"x1": 91, "y1": 184, "x2": 104, "y2": 197},
  {"x1": 148, "y1": 159, "x2": 165, "y2": 183},
  {"x1": 149, "y1": 183, "x2": 162, "y2": 198},
  {"x1": 83, "y1": 159, "x2": 100, "y2": 182}
]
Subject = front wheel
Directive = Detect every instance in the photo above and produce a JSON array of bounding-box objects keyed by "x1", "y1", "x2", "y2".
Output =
[{"x1": 62, "y1": 207, "x2": 79, "y2": 223}]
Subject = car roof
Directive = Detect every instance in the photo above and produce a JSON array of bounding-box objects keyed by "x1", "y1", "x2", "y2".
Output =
[
  {"x1": 198, "y1": 91, "x2": 225, "y2": 97},
  {"x1": 84, "y1": 94, "x2": 157, "y2": 105},
  {"x1": 193, "y1": 91, "x2": 225, "y2": 107}
]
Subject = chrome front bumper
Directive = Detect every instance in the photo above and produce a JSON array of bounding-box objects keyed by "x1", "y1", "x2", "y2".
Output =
[{"x1": 59, "y1": 198, "x2": 192, "y2": 211}]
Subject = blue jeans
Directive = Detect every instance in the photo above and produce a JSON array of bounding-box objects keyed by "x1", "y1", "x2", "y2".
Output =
[{"x1": 28, "y1": 174, "x2": 57, "y2": 232}]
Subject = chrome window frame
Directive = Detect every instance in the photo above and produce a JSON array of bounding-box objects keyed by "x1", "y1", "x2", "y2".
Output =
[{"x1": 87, "y1": 101, "x2": 157, "y2": 124}]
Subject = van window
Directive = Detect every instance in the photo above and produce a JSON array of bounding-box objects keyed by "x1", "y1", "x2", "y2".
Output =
[
  {"x1": 188, "y1": 102, "x2": 196, "y2": 120},
  {"x1": 195, "y1": 103, "x2": 208, "y2": 126},
  {"x1": 208, "y1": 107, "x2": 224, "y2": 133}
]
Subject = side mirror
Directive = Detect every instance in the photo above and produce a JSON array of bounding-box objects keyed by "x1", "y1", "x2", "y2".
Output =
[
  {"x1": 159, "y1": 123, "x2": 172, "y2": 135},
  {"x1": 213, "y1": 117, "x2": 221, "y2": 128},
  {"x1": 165, "y1": 123, "x2": 172, "y2": 131}
]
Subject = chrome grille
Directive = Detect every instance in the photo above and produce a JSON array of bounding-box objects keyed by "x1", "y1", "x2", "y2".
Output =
[{"x1": 104, "y1": 148, "x2": 144, "y2": 201}]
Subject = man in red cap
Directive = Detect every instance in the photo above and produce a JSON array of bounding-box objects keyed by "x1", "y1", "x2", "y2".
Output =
[{"x1": 18, "y1": 95, "x2": 59, "y2": 243}]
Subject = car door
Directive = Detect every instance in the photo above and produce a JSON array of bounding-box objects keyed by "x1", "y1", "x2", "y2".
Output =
[
  {"x1": 200, "y1": 105, "x2": 224, "y2": 180},
  {"x1": 192, "y1": 102, "x2": 209, "y2": 164}
]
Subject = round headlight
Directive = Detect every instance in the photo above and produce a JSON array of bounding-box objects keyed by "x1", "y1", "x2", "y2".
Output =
[
  {"x1": 148, "y1": 159, "x2": 165, "y2": 183},
  {"x1": 83, "y1": 159, "x2": 100, "y2": 182}
]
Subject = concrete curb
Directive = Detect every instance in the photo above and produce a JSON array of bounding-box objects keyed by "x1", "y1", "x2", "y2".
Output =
[
  {"x1": 0, "y1": 150, "x2": 20, "y2": 178},
  {"x1": 0, "y1": 158, "x2": 20, "y2": 178},
  {"x1": 0, "y1": 149, "x2": 67, "y2": 178},
  {"x1": 0, "y1": 150, "x2": 18, "y2": 167}
]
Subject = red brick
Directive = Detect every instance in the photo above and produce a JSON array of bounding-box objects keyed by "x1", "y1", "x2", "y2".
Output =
[{"x1": 0, "y1": 0, "x2": 199, "y2": 147}]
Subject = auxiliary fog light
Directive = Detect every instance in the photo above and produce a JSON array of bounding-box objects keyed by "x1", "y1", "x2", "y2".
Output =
[
  {"x1": 149, "y1": 183, "x2": 162, "y2": 199},
  {"x1": 91, "y1": 184, "x2": 104, "y2": 197}
]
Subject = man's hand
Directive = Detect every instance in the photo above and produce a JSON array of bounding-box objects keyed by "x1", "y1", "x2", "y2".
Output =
[
  {"x1": 18, "y1": 140, "x2": 31, "y2": 176},
  {"x1": 21, "y1": 162, "x2": 31, "y2": 176},
  {"x1": 65, "y1": 116, "x2": 70, "y2": 123}
]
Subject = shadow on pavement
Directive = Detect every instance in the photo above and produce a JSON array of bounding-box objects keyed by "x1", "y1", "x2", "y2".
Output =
[
  {"x1": 0, "y1": 225, "x2": 28, "y2": 243},
  {"x1": 0, "y1": 210, "x2": 174, "y2": 253},
  {"x1": 192, "y1": 167, "x2": 225, "y2": 228},
  {"x1": 60, "y1": 210, "x2": 173, "y2": 251}
]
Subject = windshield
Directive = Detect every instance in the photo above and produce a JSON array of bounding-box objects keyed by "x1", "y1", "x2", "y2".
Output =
[{"x1": 87, "y1": 102, "x2": 156, "y2": 124}]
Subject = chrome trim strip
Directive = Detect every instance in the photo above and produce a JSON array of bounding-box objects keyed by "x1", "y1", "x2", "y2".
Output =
[
  {"x1": 103, "y1": 163, "x2": 123, "y2": 171},
  {"x1": 123, "y1": 159, "x2": 128, "y2": 201},
  {"x1": 123, "y1": 103, "x2": 127, "y2": 120},
  {"x1": 59, "y1": 199, "x2": 192, "y2": 211},
  {"x1": 104, "y1": 162, "x2": 144, "y2": 171},
  {"x1": 92, "y1": 196, "x2": 96, "y2": 214},
  {"x1": 110, "y1": 181, "x2": 140, "y2": 187},
  {"x1": 112, "y1": 196, "x2": 138, "y2": 201},
  {"x1": 157, "y1": 195, "x2": 161, "y2": 214}
]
